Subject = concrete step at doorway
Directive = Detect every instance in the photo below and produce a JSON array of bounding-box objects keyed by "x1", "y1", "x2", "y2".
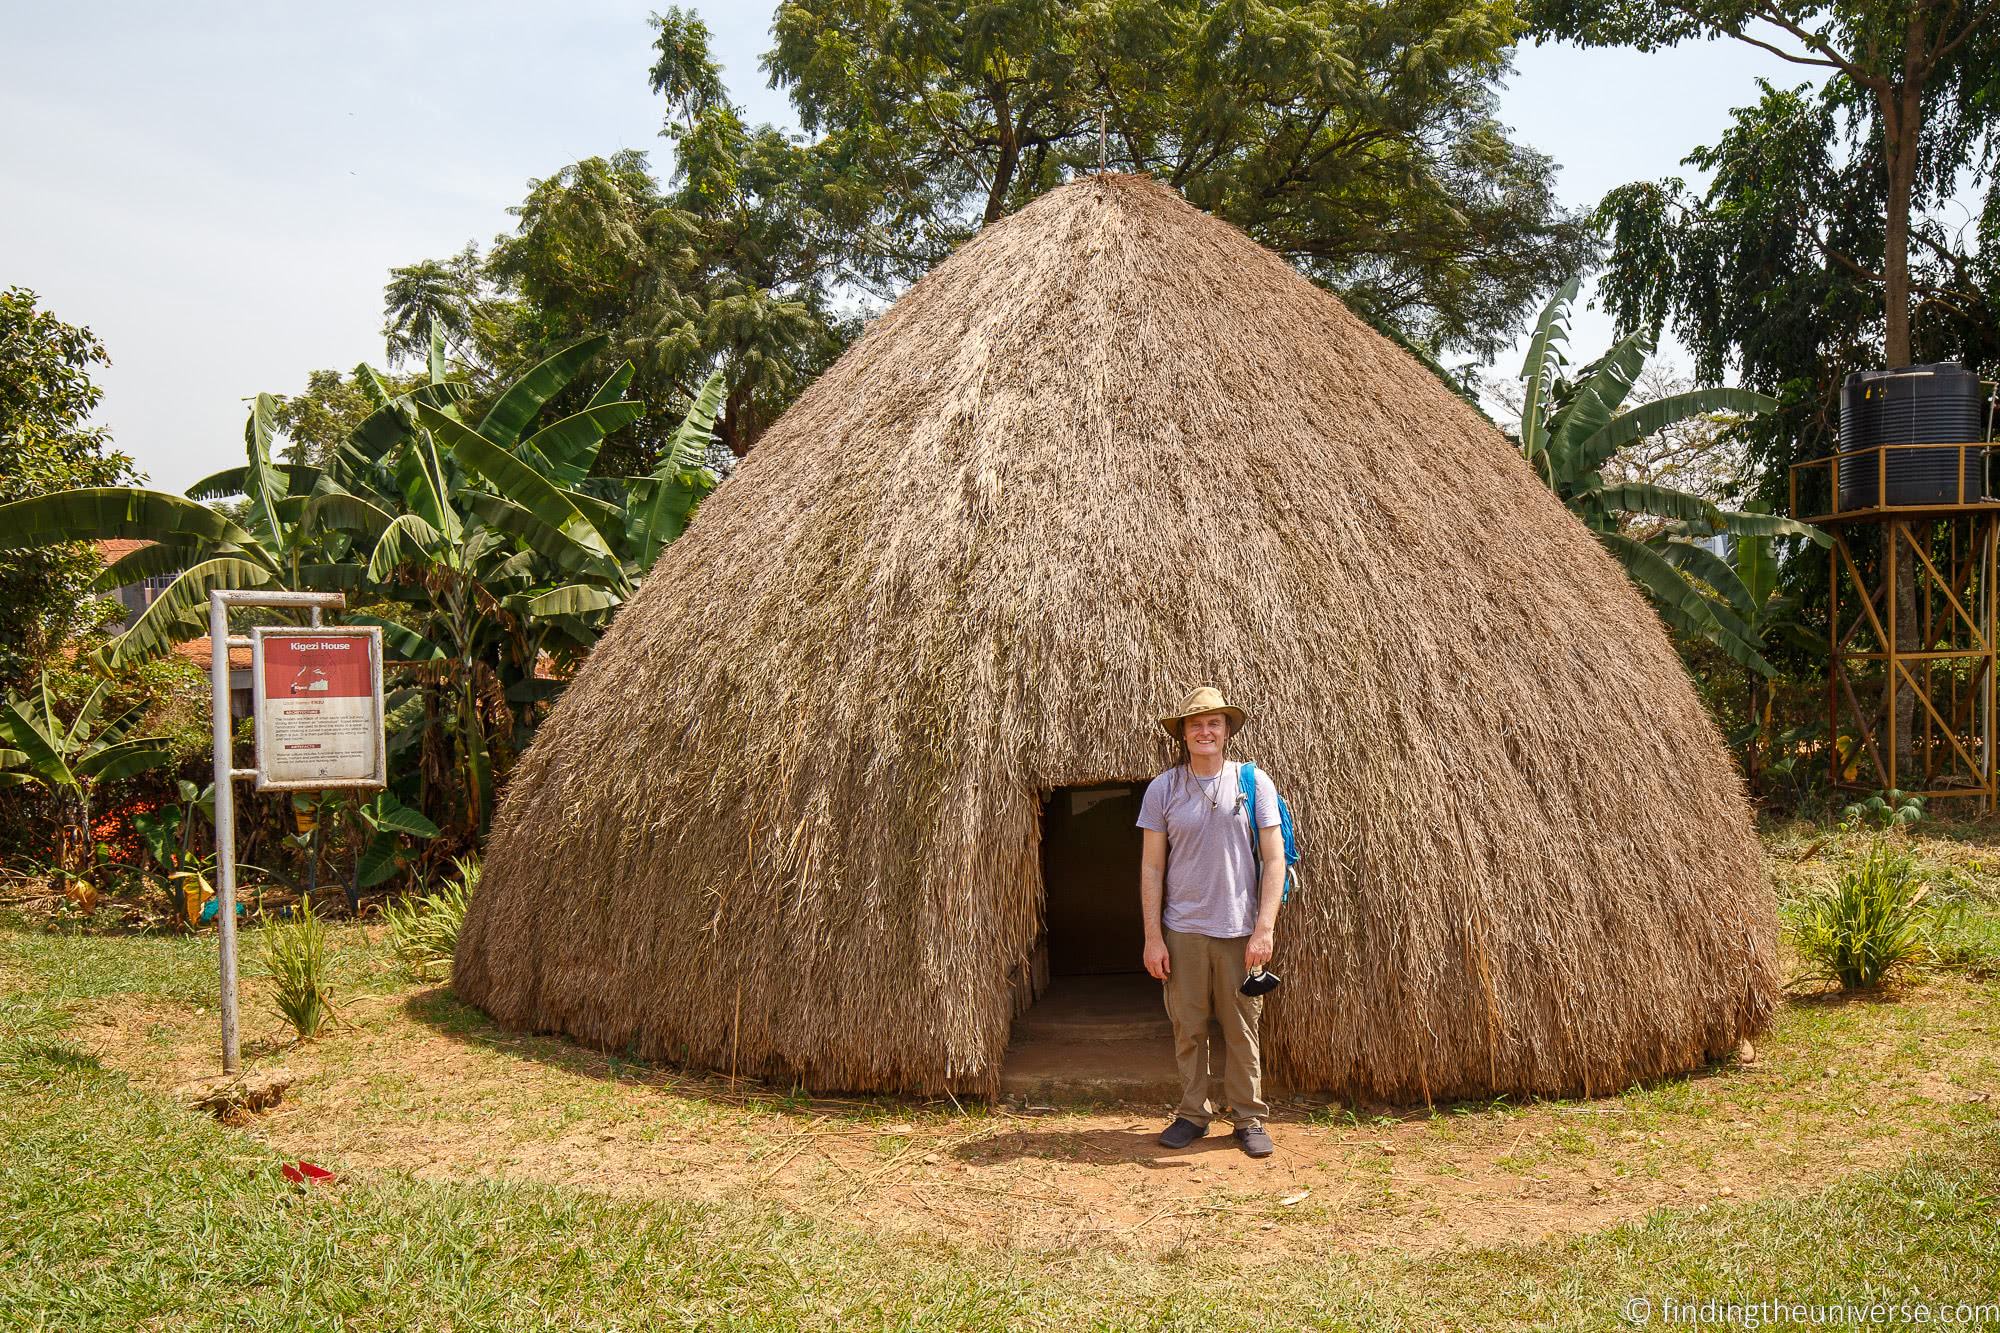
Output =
[
  {"x1": 1001, "y1": 973, "x2": 1178, "y2": 1103},
  {"x1": 997, "y1": 1035, "x2": 1183, "y2": 1104},
  {"x1": 1012, "y1": 973, "x2": 1174, "y2": 1042}
]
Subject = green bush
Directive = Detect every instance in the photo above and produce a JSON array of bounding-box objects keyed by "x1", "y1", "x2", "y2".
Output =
[
  {"x1": 382, "y1": 856, "x2": 477, "y2": 983},
  {"x1": 1786, "y1": 842, "x2": 1932, "y2": 991},
  {"x1": 257, "y1": 896, "x2": 335, "y2": 1039},
  {"x1": 1838, "y1": 789, "x2": 1924, "y2": 831}
]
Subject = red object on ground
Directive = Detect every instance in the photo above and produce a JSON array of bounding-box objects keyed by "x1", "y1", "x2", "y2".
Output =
[{"x1": 281, "y1": 1162, "x2": 336, "y2": 1186}]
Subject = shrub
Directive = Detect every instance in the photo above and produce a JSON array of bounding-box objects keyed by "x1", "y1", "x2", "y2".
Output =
[
  {"x1": 382, "y1": 856, "x2": 478, "y2": 983},
  {"x1": 1786, "y1": 842, "x2": 1931, "y2": 991},
  {"x1": 1838, "y1": 789, "x2": 1924, "y2": 832},
  {"x1": 258, "y1": 895, "x2": 335, "y2": 1039}
]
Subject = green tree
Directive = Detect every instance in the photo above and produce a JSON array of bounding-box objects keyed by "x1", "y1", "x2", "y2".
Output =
[
  {"x1": 271, "y1": 365, "x2": 428, "y2": 469},
  {"x1": 0, "y1": 288, "x2": 136, "y2": 686},
  {"x1": 383, "y1": 244, "x2": 494, "y2": 372},
  {"x1": 766, "y1": 0, "x2": 1590, "y2": 357},
  {"x1": 1525, "y1": 0, "x2": 1998, "y2": 369},
  {"x1": 1531, "y1": 4, "x2": 2000, "y2": 767}
]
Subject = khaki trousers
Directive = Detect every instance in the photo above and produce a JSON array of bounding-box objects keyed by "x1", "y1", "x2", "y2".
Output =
[{"x1": 1161, "y1": 927, "x2": 1269, "y2": 1126}]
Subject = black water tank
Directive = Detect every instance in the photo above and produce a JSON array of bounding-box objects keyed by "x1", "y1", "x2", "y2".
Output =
[{"x1": 1837, "y1": 363, "x2": 1986, "y2": 510}]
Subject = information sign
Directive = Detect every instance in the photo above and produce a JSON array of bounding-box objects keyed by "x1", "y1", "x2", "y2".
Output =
[{"x1": 250, "y1": 627, "x2": 386, "y2": 790}]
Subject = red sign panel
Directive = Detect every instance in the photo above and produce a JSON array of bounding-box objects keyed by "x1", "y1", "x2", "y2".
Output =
[{"x1": 251, "y1": 628, "x2": 384, "y2": 790}]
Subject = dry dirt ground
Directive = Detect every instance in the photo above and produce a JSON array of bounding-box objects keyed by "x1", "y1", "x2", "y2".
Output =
[{"x1": 70, "y1": 867, "x2": 2000, "y2": 1265}]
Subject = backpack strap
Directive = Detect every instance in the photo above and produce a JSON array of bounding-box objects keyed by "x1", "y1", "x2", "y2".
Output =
[{"x1": 1239, "y1": 760, "x2": 1261, "y2": 869}]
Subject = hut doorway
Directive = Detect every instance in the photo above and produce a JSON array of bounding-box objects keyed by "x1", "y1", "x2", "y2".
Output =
[
  {"x1": 999, "y1": 782, "x2": 1181, "y2": 1100},
  {"x1": 1040, "y1": 781, "x2": 1149, "y2": 979}
]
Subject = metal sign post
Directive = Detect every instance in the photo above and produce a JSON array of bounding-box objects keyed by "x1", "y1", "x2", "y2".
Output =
[{"x1": 207, "y1": 590, "x2": 372, "y2": 1073}]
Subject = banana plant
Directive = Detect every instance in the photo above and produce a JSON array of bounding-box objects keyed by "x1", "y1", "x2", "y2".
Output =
[
  {"x1": 0, "y1": 673, "x2": 174, "y2": 876},
  {"x1": 1516, "y1": 276, "x2": 1830, "y2": 678},
  {"x1": 0, "y1": 316, "x2": 725, "y2": 845},
  {"x1": 304, "y1": 332, "x2": 723, "y2": 833},
  {"x1": 1719, "y1": 514, "x2": 1824, "y2": 786},
  {"x1": 0, "y1": 393, "x2": 366, "y2": 666}
]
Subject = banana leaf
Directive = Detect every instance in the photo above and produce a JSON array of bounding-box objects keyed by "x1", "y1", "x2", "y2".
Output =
[
  {"x1": 1578, "y1": 481, "x2": 1723, "y2": 527},
  {"x1": 75, "y1": 738, "x2": 171, "y2": 783},
  {"x1": 662, "y1": 369, "x2": 727, "y2": 472},
  {"x1": 1573, "y1": 388, "x2": 1777, "y2": 477},
  {"x1": 1714, "y1": 509, "x2": 1831, "y2": 548},
  {"x1": 0, "y1": 488, "x2": 262, "y2": 553},
  {"x1": 1545, "y1": 333, "x2": 1647, "y2": 484},
  {"x1": 356, "y1": 364, "x2": 397, "y2": 410},
  {"x1": 186, "y1": 462, "x2": 320, "y2": 501},
  {"x1": 523, "y1": 402, "x2": 647, "y2": 485},
  {"x1": 0, "y1": 700, "x2": 72, "y2": 785},
  {"x1": 294, "y1": 563, "x2": 376, "y2": 591},
  {"x1": 585, "y1": 362, "x2": 636, "y2": 411},
  {"x1": 631, "y1": 471, "x2": 713, "y2": 572},
  {"x1": 62, "y1": 683, "x2": 108, "y2": 749},
  {"x1": 476, "y1": 334, "x2": 611, "y2": 448},
  {"x1": 343, "y1": 613, "x2": 447, "y2": 662},
  {"x1": 392, "y1": 441, "x2": 454, "y2": 539},
  {"x1": 1516, "y1": 275, "x2": 1579, "y2": 468},
  {"x1": 366, "y1": 514, "x2": 447, "y2": 582},
  {"x1": 343, "y1": 398, "x2": 414, "y2": 462},
  {"x1": 458, "y1": 491, "x2": 621, "y2": 579},
  {"x1": 521, "y1": 584, "x2": 622, "y2": 617},
  {"x1": 1600, "y1": 531, "x2": 1776, "y2": 677},
  {"x1": 92, "y1": 540, "x2": 196, "y2": 592},
  {"x1": 110, "y1": 557, "x2": 278, "y2": 666},
  {"x1": 241, "y1": 392, "x2": 289, "y2": 546},
  {"x1": 410, "y1": 381, "x2": 472, "y2": 410},
  {"x1": 1654, "y1": 537, "x2": 1758, "y2": 617},
  {"x1": 421, "y1": 405, "x2": 614, "y2": 564},
  {"x1": 304, "y1": 491, "x2": 396, "y2": 541}
]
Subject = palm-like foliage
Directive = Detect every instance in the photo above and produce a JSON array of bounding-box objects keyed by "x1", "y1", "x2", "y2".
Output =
[
  {"x1": 0, "y1": 323, "x2": 727, "y2": 844},
  {"x1": 0, "y1": 673, "x2": 173, "y2": 873},
  {"x1": 0, "y1": 391, "x2": 361, "y2": 666},
  {"x1": 1517, "y1": 277, "x2": 1829, "y2": 677},
  {"x1": 304, "y1": 334, "x2": 723, "y2": 831}
]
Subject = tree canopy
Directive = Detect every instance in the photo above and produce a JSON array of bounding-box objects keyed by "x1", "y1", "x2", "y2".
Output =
[
  {"x1": 767, "y1": 0, "x2": 1591, "y2": 358},
  {"x1": 0, "y1": 288, "x2": 135, "y2": 686},
  {"x1": 1529, "y1": 0, "x2": 1998, "y2": 371},
  {"x1": 356, "y1": 0, "x2": 1583, "y2": 462},
  {"x1": 1525, "y1": 1, "x2": 2000, "y2": 512}
]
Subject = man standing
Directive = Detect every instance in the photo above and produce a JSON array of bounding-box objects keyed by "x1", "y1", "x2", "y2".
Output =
[{"x1": 1137, "y1": 686, "x2": 1285, "y2": 1158}]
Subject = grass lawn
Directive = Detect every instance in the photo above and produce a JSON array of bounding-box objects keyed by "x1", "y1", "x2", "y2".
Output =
[{"x1": 3, "y1": 822, "x2": 1999, "y2": 1330}]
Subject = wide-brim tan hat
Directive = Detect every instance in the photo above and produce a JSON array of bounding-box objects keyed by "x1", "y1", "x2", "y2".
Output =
[{"x1": 1158, "y1": 685, "x2": 1249, "y2": 739}]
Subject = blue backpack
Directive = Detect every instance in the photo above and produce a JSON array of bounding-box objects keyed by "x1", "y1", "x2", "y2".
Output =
[{"x1": 1237, "y1": 761, "x2": 1301, "y2": 903}]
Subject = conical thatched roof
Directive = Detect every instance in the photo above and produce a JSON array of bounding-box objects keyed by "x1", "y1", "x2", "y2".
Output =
[{"x1": 454, "y1": 174, "x2": 1775, "y2": 1104}]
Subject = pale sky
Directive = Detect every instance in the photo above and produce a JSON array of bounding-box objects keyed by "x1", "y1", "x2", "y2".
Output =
[{"x1": 2, "y1": 2, "x2": 1819, "y2": 492}]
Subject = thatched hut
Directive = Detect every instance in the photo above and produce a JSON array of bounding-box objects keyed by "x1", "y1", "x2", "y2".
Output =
[{"x1": 454, "y1": 174, "x2": 1776, "y2": 1104}]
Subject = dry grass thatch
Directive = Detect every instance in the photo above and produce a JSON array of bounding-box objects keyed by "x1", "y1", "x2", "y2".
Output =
[{"x1": 454, "y1": 174, "x2": 1776, "y2": 1102}]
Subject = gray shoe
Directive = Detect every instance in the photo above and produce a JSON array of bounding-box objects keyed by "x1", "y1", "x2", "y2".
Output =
[
  {"x1": 1234, "y1": 1122, "x2": 1275, "y2": 1158},
  {"x1": 1158, "y1": 1116, "x2": 1207, "y2": 1149}
]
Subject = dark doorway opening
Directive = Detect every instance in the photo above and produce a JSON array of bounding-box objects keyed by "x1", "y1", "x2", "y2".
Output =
[
  {"x1": 1000, "y1": 781, "x2": 1177, "y2": 1099},
  {"x1": 1041, "y1": 781, "x2": 1148, "y2": 976}
]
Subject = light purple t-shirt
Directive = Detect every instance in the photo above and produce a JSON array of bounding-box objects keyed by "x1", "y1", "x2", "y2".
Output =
[{"x1": 1136, "y1": 760, "x2": 1281, "y2": 939}]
